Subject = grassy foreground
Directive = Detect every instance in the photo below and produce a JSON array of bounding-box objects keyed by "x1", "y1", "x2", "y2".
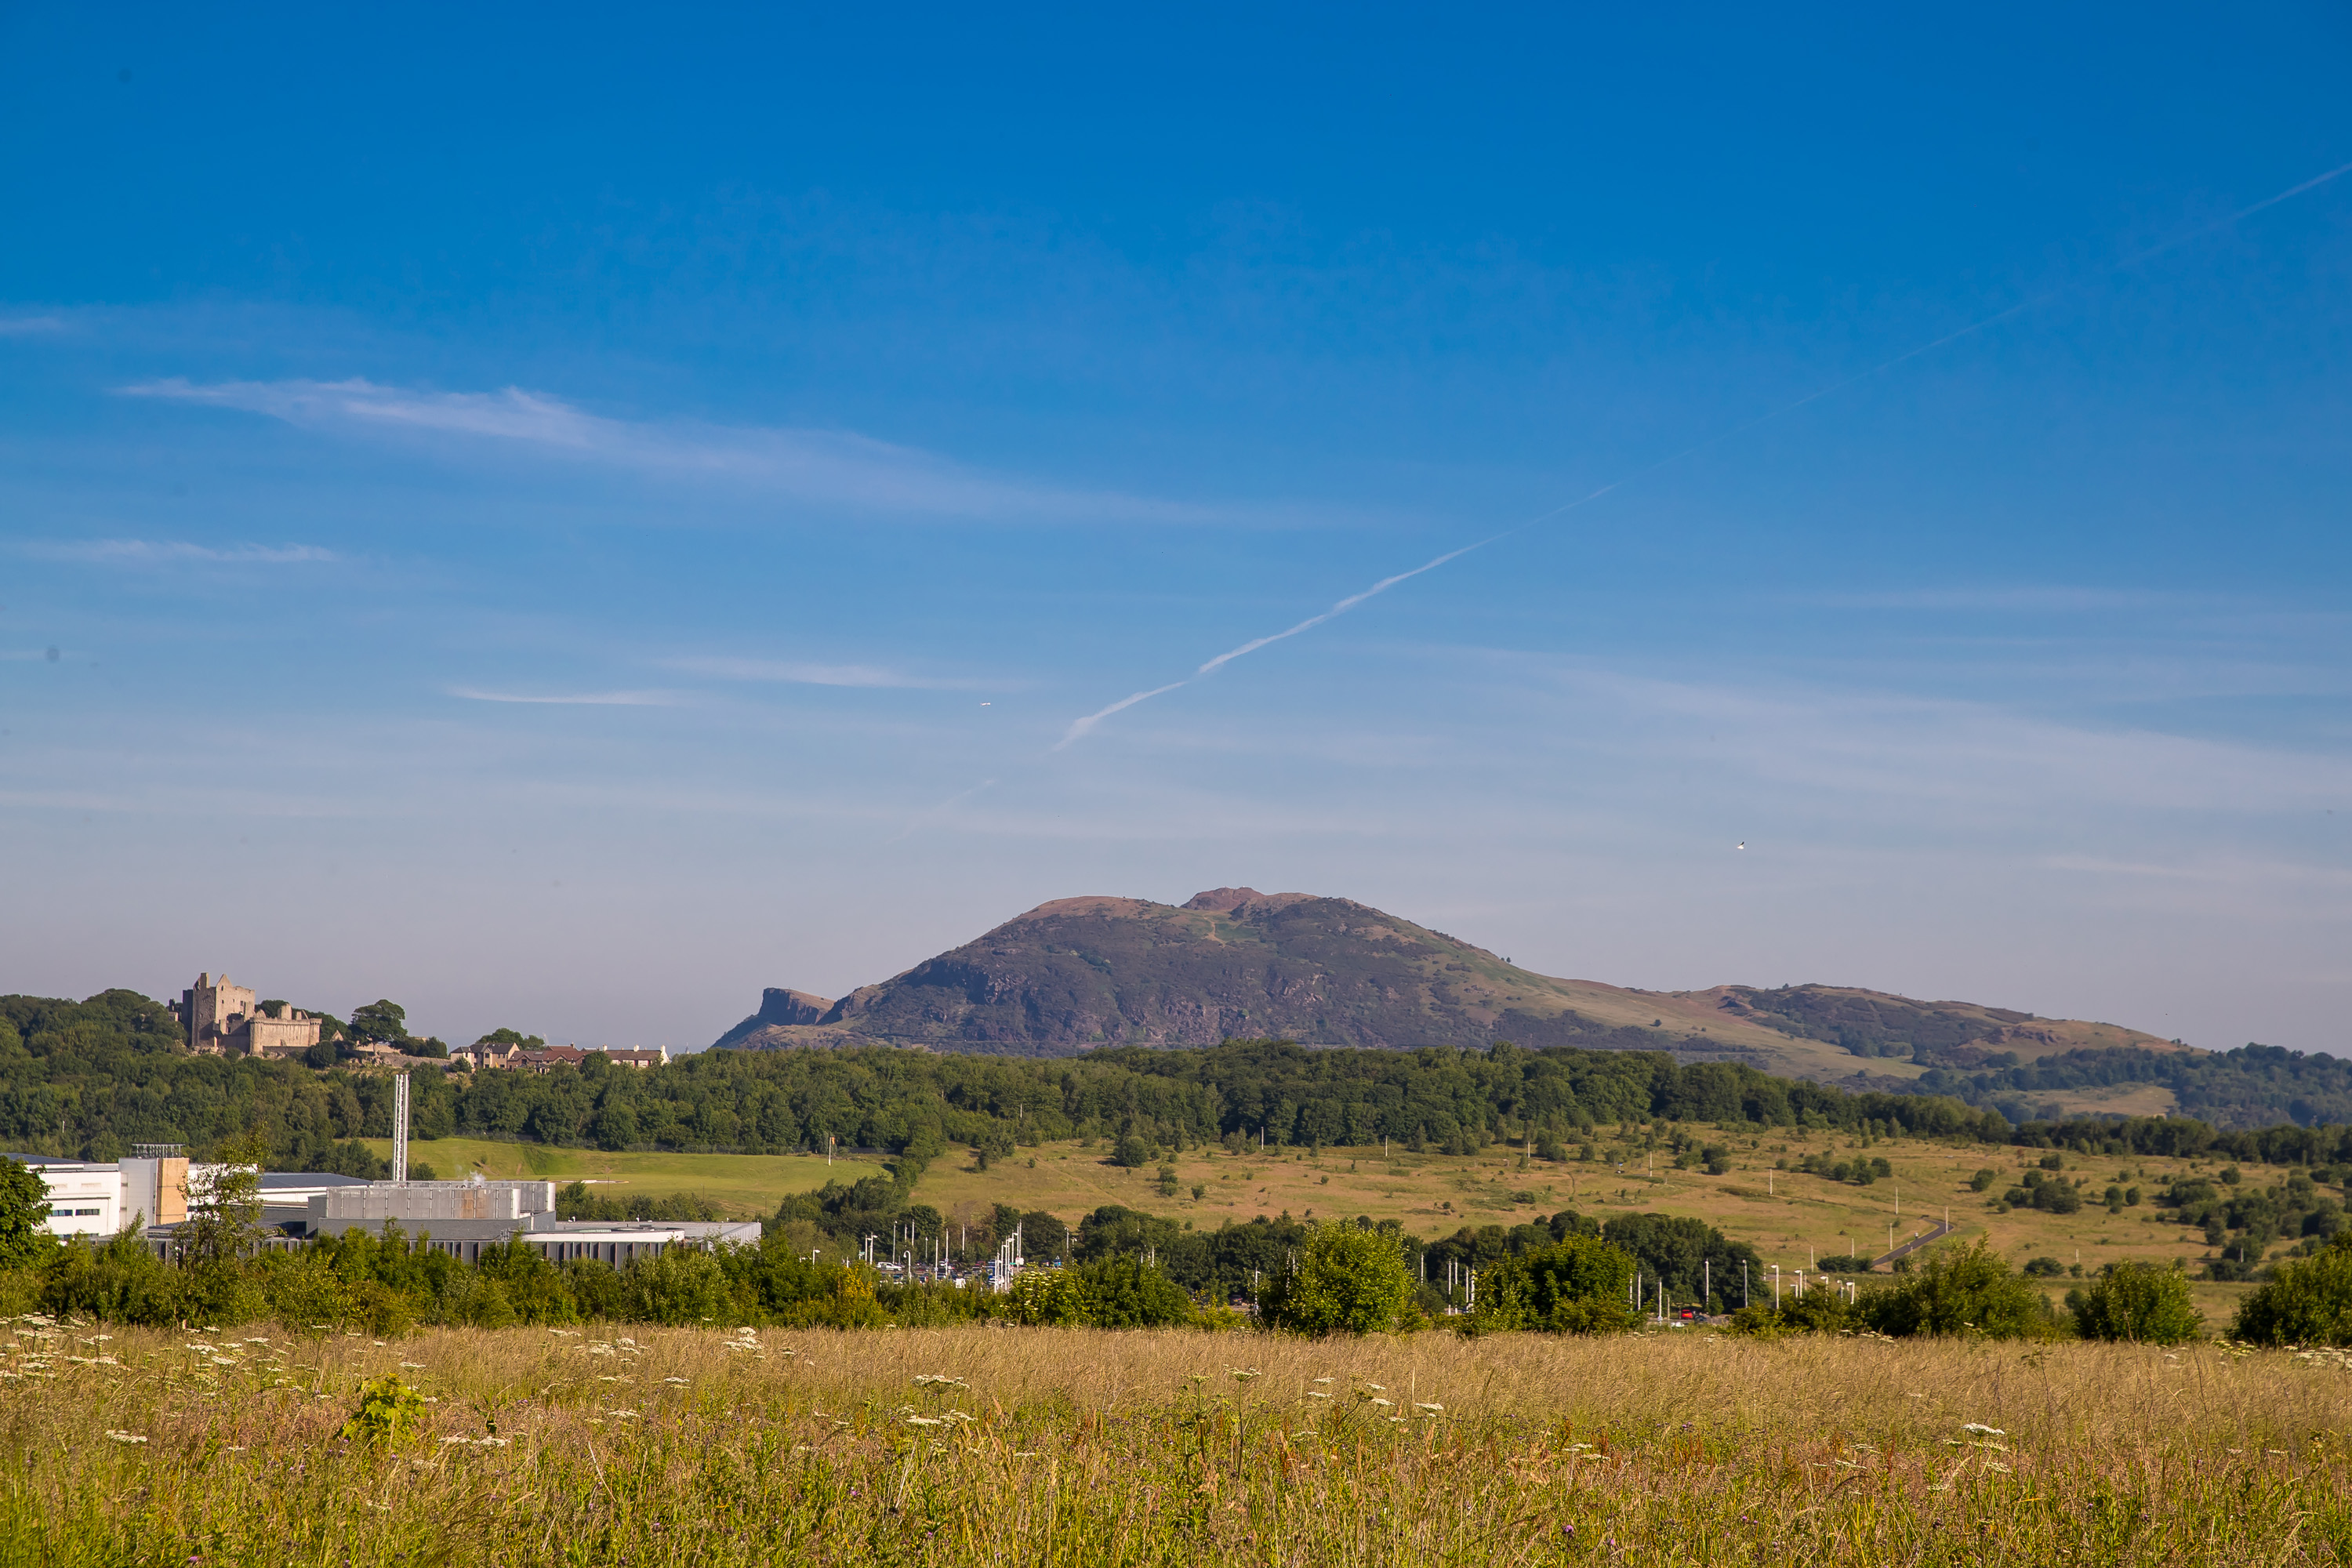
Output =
[{"x1": 4, "y1": 1323, "x2": 2348, "y2": 1566}]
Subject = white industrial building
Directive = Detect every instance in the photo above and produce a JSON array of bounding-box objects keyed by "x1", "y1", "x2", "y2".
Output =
[
  {"x1": 13, "y1": 1068, "x2": 757, "y2": 1265},
  {"x1": 11, "y1": 1152, "x2": 209, "y2": 1236}
]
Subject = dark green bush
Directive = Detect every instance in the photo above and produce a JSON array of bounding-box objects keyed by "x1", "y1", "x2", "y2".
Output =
[
  {"x1": 1261, "y1": 1223, "x2": 1414, "y2": 1336},
  {"x1": 2069, "y1": 1262, "x2": 2203, "y2": 1344},
  {"x1": 1468, "y1": 1234, "x2": 1637, "y2": 1335},
  {"x1": 1857, "y1": 1240, "x2": 2060, "y2": 1339},
  {"x1": 2232, "y1": 1232, "x2": 2352, "y2": 1345}
]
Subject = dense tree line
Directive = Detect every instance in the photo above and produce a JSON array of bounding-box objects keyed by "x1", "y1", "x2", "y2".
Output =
[
  {"x1": 1917, "y1": 1042, "x2": 2352, "y2": 1129},
  {"x1": 11, "y1": 993, "x2": 2352, "y2": 1197}
]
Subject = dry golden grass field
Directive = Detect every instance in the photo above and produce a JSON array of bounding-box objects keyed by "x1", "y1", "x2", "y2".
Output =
[
  {"x1": 915, "y1": 1132, "x2": 2281, "y2": 1324},
  {"x1": 5, "y1": 1321, "x2": 2349, "y2": 1566}
]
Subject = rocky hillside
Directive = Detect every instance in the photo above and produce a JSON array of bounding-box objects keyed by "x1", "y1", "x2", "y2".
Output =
[{"x1": 713, "y1": 887, "x2": 2188, "y2": 1087}]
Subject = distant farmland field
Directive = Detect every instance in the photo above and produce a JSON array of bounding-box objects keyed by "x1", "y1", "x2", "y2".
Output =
[{"x1": 915, "y1": 1130, "x2": 2273, "y2": 1325}]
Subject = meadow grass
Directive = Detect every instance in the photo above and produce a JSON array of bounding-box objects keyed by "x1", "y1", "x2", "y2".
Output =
[{"x1": 4, "y1": 1322, "x2": 2348, "y2": 1566}]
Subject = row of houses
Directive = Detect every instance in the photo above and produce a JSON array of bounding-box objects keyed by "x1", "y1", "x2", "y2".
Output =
[{"x1": 448, "y1": 1041, "x2": 668, "y2": 1072}]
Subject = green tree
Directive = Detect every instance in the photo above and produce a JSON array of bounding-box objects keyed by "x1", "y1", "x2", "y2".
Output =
[
  {"x1": 180, "y1": 1133, "x2": 270, "y2": 1268},
  {"x1": 0, "y1": 1157, "x2": 57, "y2": 1270},
  {"x1": 2069, "y1": 1261, "x2": 2203, "y2": 1344},
  {"x1": 1469, "y1": 1233, "x2": 1636, "y2": 1334},
  {"x1": 1004, "y1": 1265, "x2": 1094, "y2": 1325},
  {"x1": 2232, "y1": 1231, "x2": 2352, "y2": 1346},
  {"x1": 1109, "y1": 1133, "x2": 1153, "y2": 1168},
  {"x1": 1069, "y1": 1254, "x2": 1192, "y2": 1327},
  {"x1": 348, "y1": 1000, "x2": 408, "y2": 1046},
  {"x1": 1261, "y1": 1222, "x2": 1412, "y2": 1336},
  {"x1": 1730, "y1": 1283, "x2": 1860, "y2": 1337},
  {"x1": 1857, "y1": 1240, "x2": 2057, "y2": 1339}
]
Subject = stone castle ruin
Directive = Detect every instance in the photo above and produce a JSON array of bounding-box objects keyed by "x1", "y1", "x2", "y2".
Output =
[{"x1": 169, "y1": 972, "x2": 325, "y2": 1059}]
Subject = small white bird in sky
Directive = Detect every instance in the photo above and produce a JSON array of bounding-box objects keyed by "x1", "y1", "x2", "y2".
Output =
[{"x1": 1737, "y1": 841, "x2": 1746, "y2": 850}]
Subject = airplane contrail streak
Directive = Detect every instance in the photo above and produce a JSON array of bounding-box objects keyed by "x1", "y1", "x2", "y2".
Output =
[
  {"x1": 1054, "y1": 682, "x2": 1189, "y2": 750},
  {"x1": 890, "y1": 778, "x2": 997, "y2": 840},
  {"x1": 1192, "y1": 539, "x2": 1496, "y2": 678},
  {"x1": 1052, "y1": 155, "x2": 2352, "y2": 748}
]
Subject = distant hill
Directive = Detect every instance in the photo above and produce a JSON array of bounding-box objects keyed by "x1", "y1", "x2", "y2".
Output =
[{"x1": 713, "y1": 887, "x2": 2194, "y2": 1096}]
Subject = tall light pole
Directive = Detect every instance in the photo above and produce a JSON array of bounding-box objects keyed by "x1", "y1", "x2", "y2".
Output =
[{"x1": 392, "y1": 1073, "x2": 411, "y2": 1186}]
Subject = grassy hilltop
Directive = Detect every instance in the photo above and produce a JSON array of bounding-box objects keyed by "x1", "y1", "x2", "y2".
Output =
[
  {"x1": 707, "y1": 885, "x2": 2352, "y2": 1126},
  {"x1": 716, "y1": 887, "x2": 2191, "y2": 1096}
]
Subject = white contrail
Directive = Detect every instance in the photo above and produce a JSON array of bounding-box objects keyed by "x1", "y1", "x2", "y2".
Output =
[
  {"x1": 890, "y1": 778, "x2": 997, "y2": 840},
  {"x1": 1055, "y1": 682, "x2": 1189, "y2": 750},
  {"x1": 1052, "y1": 155, "x2": 2352, "y2": 749},
  {"x1": 1192, "y1": 540, "x2": 1494, "y2": 678},
  {"x1": 1052, "y1": 542, "x2": 1496, "y2": 748}
]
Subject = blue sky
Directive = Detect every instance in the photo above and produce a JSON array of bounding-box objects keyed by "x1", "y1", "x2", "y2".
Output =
[{"x1": 5, "y1": 5, "x2": 2350, "y2": 1055}]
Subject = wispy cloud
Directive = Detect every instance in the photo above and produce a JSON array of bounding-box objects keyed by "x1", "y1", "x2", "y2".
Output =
[
  {"x1": 447, "y1": 687, "x2": 680, "y2": 706},
  {"x1": 121, "y1": 376, "x2": 1229, "y2": 524},
  {"x1": 662, "y1": 655, "x2": 992, "y2": 690},
  {"x1": 24, "y1": 539, "x2": 336, "y2": 565},
  {"x1": 0, "y1": 315, "x2": 66, "y2": 336},
  {"x1": 1804, "y1": 585, "x2": 2193, "y2": 613}
]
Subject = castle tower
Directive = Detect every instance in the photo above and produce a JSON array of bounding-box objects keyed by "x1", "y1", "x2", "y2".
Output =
[{"x1": 178, "y1": 972, "x2": 257, "y2": 1054}]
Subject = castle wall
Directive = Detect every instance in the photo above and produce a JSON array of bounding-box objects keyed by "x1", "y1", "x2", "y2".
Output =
[{"x1": 246, "y1": 1014, "x2": 322, "y2": 1058}]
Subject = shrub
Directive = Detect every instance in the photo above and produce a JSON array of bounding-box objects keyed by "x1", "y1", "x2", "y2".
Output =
[
  {"x1": 618, "y1": 1249, "x2": 734, "y2": 1325},
  {"x1": 2071, "y1": 1262, "x2": 2203, "y2": 1344},
  {"x1": 1468, "y1": 1235, "x2": 1637, "y2": 1335},
  {"x1": 341, "y1": 1374, "x2": 427, "y2": 1448},
  {"x1": 1969, "y1": 1168, "x2": 1998, "y2": 1192},
  {"x1": 1069, "y1": 1255, "x2": 1193, "y2": 1327},
  {"x1": 2023, "y1": 1256, "x2": 2066, "y2": 1278},
  {"x1": 1857, "y1": 1241, "x2": 2059, "y2": 1339},
  {"x1": 1815, "y1": 1254, "x2": 1871, "y2": 1274},
  {"x1": 2033, "y1": 1181, "x2": 2083, "y2": 1215},
  {"x1": 1730, "y1": 1284, "x2": 1857, "y2": 1338},
  {"x1": 1004, "y1": 1266, "x2": 1093, "y2": 1327},
  {"x1": 1109, "y1": 1134, "x2": 1154, "y2": 1168},
  {"x1": 1261, "y1": 1223, "x2": 1414, "y2": 1336},
  {"x1": 2232, "y1": 1232, "x2": 2352, "y2": 1345},
  {"x1": 782, "y1": 1267, "x2": 887, "y2": 1329}
]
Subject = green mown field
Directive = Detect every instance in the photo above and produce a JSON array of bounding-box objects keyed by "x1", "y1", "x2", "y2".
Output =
[{"x1": 359, "y1": 1137, "x2": 888, "y2": 1214}]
